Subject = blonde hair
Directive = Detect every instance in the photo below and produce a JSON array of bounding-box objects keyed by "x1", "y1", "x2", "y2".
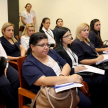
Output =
[
  {"x1": 22, "y1": 23, "x2": 36, "y2": 36},
  {"x1": 74, "y1": 23, "x2": 90, "y2": 42},
  {"x1": 1, "y1": 22, "x2": 18, "y2": 43}
]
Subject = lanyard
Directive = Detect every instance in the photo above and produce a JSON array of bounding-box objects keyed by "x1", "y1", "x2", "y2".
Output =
[
  {"x1": 64, "y1": 46, "x2": 77, "y2": 62},
  {"x1": 46, "y1": 31, "x2": 54, "y2": 39}
]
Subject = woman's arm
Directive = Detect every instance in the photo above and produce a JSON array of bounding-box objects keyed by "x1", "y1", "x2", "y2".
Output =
[
  {"x1": 96, "y1": 47, "x2": 108, "y2": 52},
  {"x1": 7, "y1": 56, "x2": 19, "y2": 61},
  {"x1": 20, "y1": 45, "x2": 26, "y2": 57},
  {"x1": 32, "y1": 17, "x2": 36, "y2": 25},
  {"x1": 80, "y1": 55, "x2": 104, "y2": 65},
  {"x1": 60, "y1": 63, "x2": 71, "y2": 76},
  {"x1": 21, "y1": 16, "x2": 27, "y2": 25},
  {"x1": 33, "y1": 74, "x2": 83, "y2": 86}
]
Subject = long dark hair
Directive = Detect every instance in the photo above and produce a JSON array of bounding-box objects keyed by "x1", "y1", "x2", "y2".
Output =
[
  {"x1": 90, "y1": 19, "x2": 103, "y2": 47},
  {"x1": 27, "y1": 32, "x2": 48, "y2": 55},
  {"x1": 54, "y1": 27, "x2": 71, "y2": 60},
  {"x1": 39, "y1": 17, "x2": 50, "y2": 32}
]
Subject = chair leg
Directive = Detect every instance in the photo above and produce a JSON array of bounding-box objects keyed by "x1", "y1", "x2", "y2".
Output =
[{"x1": 19, "y1": 94, "x2": 24, "y2": 108}]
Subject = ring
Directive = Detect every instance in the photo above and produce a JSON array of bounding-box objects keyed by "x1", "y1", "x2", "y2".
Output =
[{"x1": 79, "y1": 76, "x2": 81, "y2": 80}]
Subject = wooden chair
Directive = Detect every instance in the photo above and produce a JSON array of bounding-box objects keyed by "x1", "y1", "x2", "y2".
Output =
[{"x1": 17, "y1": 56, "x2": 36, "y2": 108}]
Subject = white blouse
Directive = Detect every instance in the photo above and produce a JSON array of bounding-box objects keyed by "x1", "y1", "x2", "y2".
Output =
[
  {"x1": 0, "y1": 42, "x2": 8, "y2": 68},
  {"x1": 42, "y1": 27, "x2": 55, "y2": 44},
  {"x1": 44, "y1": 56, "x2": 61, "y2": 76},
  {"x1": 20, "y1": 35, "x2": 30, "y2": 50}
]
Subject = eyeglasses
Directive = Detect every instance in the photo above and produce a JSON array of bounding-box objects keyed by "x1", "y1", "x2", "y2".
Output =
[
  {"x1": 63, "y1": 34, "x2": 72, "y2": 38},
  {"x1": 36, "y1": 44, "x2": 50, "y2": 48}
]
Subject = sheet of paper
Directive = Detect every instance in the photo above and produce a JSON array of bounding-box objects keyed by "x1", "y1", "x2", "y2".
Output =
[
  {"x1": 103, "y1": 51, "x2": 108, "y2": 54},
  {"x1": 76, "y1": 64, "x2": 105, "y2": 75},
  {"x1": 96, "y1": 54, "x2": 108, "y2": 65},
  {"x1": 54, "y1": 82, "x2": 83, "y2": 93}
]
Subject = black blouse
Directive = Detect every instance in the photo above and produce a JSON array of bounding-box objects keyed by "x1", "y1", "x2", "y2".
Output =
[
  {"x1": 0, "y1": 36, "x2": 21, "y2": 57},
  {"x1": 71, "y1": 39, "x2": 98, "y2": 64}
]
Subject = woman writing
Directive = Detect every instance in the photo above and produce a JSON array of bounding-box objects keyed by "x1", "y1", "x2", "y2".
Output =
[{"x1": 71, "y1": 23, "x2": 108, "y2": 108}]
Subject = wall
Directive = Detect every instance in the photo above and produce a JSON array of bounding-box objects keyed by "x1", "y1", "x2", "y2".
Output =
[
  {"x1": 0, "y1": 0, "x2": 8, "y2": 36},
  {"x1": 19, "y1": 0, "x2": 108, "y2": 40}
]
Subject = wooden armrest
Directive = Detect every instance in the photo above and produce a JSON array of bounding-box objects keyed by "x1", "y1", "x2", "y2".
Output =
[
  {"x1": 9, "y1": 61, "x2": 18, "y2": 69},
  {"x1": 18, "y1": 87, "x2": 36, "y2": 99}
]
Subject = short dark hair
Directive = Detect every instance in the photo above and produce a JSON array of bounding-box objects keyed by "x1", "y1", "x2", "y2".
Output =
[
  {"x1": 56, "y1": 18, "x2": 63, "y2": 24},
  {"x1": 25, "y1": 3, "x2": 32, "y2": 8},
  {"x1": 27, "y1": 32, "x2": 48, "y2": 55}
]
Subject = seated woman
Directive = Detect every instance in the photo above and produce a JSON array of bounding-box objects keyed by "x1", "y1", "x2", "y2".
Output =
[
  {"x1": 39, "y1": 17, "x2": 55, "y2": 47},
  {"x1": 71, "y1": 23, "x2": 108, "y2": 108},
  {"x1": 88, "y1": 19, "x2": 108, "y2": 54},
  {"x1": 0, "y1": 42, "x2": 19, "y2": 108},
  {"x1": 21, "y1": 23, "x2": 36, "y2": 52},
  {"x1": 53, "y1": 18, "x2": 63, "y2": 38},
  {"x1": 22, "y1": 32, "x2": 91, "y2": 108},
  {"x1": 0, "y1": 22, "x2": 26, "y2": 61}
]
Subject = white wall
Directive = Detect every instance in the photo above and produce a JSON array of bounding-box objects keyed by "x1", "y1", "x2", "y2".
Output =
[
  {"x1": 19, "y1": 0, "x2": 108, "y2": 40},
  {"x1": 0, "y1": 0, "x2": 8, "y2": 36}
]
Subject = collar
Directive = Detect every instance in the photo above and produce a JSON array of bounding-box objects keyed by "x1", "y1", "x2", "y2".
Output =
[{"x1": 42, "y1": 27, "x2": 50, "y2": 32}]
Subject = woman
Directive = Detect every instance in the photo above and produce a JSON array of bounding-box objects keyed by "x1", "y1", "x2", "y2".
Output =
[
  {"x1": 88, "y1": 19, "x2": 108, "y2": 54},
  {"x1": 53, "y1": 18, "x2": 63, "y2": 38},
  {"x1": 0, "y1": 42, "x2": 19, "y2": 108},
  {"x1": 71, "y1": 23, "x2": 108, "y2": 108},
  {"x1": 21, "y1": 23, "x2": 36, "y2": 52},
  {"x1": 39, "y1": 17, "x2": 55, "y2": 47},
  {"x1": 22, "y1": 32, "x2": 91, "y2": 108},
  {"x1": 21, "y1": 3, "x2": 36, "y2": 27},
  {"x1": 0, "y1": 22, "x2": 26, "y2": 61}
]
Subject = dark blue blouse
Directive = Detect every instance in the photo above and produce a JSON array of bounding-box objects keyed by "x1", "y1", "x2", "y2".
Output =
[
  {"x1": 22, "y1": 49, "x2": 67, "y2": 94},
  {"x1": 88, "y1": 31, "x2": 101, "y2": 48},
  {"x1": 71, "y1": 39, "x2": 98, "y2": 64},
  {"x1": 0, "y1": 36, "x2": 21, "y2": 57}
]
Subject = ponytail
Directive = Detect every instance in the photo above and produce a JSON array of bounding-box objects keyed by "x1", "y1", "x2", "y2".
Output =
[
  {"x1": 39, "y1": 23, "x2": 43, "y2": 32},
  {"x1": 39, "y1": 17, "x2": 50, "y2": 32}
]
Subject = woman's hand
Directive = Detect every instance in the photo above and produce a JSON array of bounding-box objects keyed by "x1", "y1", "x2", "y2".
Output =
[
  {"x1": 104, "y1": 47, "x2": 108, "y2": 51},
  {"x1": 69, "y1": 74, "x2": 83, "y2": 83},
  {"x1": 96, "y1": 55, "x2": 104, "y2": 62},
  {"x1": 4, "y1": 67, "x2": 7, "y2": 77},
  {"x1": 74, "y1": 65, "x2": 87, "y2": 73}
]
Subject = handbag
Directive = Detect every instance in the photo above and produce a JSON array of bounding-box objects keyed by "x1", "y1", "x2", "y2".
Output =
[
  {"x1": 30, "y1": 86, "x2": 80, "y2": 108},
  {"x1": 0, "y1": 56, "x2": 7, "y2": 76}
]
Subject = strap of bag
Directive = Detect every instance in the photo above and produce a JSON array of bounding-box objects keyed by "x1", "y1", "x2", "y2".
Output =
[
  {"x1": 30, "y1": 89, "x2": 41, "y2": 108},
  {"x1": 46, "y1": 87, "x2": 73, "y2": 108}
]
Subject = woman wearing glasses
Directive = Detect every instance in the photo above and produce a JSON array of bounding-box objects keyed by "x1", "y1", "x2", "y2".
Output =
[
  {"x1": 39, "y1": 17, "x2": 55, "y2": 47},
  {"x1": 22, "y1": 32, "x2": 91, "y2": 108},
  {"x1": 21, "y1": 23, "x2": 36, "y2": 52}
]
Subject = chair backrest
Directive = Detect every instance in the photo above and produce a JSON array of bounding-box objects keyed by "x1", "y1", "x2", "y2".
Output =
[{"x1": 17, "y1": 56, "x2": 26, "y2": 88}]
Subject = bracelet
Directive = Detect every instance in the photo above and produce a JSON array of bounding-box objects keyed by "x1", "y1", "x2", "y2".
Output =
[{"x1": 59, "y1": 74, "x2": 64, "y2": 76}]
